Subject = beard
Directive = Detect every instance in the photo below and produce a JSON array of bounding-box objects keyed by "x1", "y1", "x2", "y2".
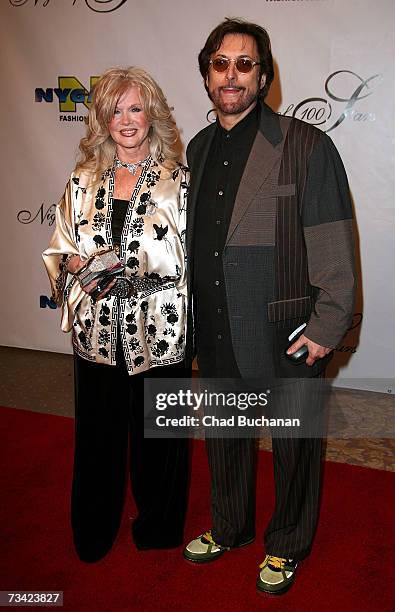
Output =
[{"x1": 209, "y1": 85, "x2": 260, "y2": 115}]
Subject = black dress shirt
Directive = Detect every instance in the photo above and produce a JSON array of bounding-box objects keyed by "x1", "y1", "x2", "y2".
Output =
[{"x1": 193, "y1": 104, "x2": 260, "y2": 377}]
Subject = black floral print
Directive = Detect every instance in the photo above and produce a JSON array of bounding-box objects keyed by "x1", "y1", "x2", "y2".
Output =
[
  {"x1": 92, "y1": 212, "x2": 106, "y2": 231},
  {"x1": 161, "y1": 303, "x2": 179, "y2": 325},
  {"x1": 131, "y1": 217, "x2": 144, "y2": 237},
  {"x1": 152, "y1": 339, "x2": 169, "y2": 358},
  {"x1": 98, "y1": 329, "x2": 110, "y2": 345},
  {"x1": 126, "y1": 256, "x2": 139, "y2": 270}
]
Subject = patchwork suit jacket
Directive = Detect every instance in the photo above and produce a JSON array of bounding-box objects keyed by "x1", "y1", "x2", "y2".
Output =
[{"x1": 186, "y1": 102, "x2": 356, "y2": 379}]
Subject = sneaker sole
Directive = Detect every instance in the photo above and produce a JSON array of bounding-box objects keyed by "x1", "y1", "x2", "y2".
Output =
[{"x1": 256, "y1": 571, "x2": 296, "y2": 595}]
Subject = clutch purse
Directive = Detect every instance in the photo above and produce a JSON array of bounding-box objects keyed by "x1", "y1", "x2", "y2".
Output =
[{"x1": 76, "y1": 250, "x2": 125, "y2": 289}]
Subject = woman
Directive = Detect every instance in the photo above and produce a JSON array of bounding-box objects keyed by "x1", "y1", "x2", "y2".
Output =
[{"x1": 43, "y1": 67, "x2": 190, "y2": 562}]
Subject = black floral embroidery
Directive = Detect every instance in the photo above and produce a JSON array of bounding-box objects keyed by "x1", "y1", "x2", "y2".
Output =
[
  {"x1": 140, "y1": 301, "x2": 148, "y2": 315},
  {"x1": 128, "y1": 337, "x2": 140, "y2": 351},
  {"x1": 136, "y1": 191, "x2": 150, "y2": 215},
  {"x1": 72, "y1": 176, "x2": 87, "y2": 198},
  {"x1": 127, "y1": 240, "x2": 140, "y2": 254},
  {"x1": 126, "y1": 313, "x2": 136, "y2": 323},
  {"x1": 85, "y1": 319, "x2": 92, "y2": 330},
  {"x1": 161, "y1": 303, "x2": 179, "y2": 325},
  {"x1": 136, "y1": 203, "x2": 147, "y2": 215},
  {"x1": 126, "y1": 322, "x2": 138, "y2": 336},
  {"x1": 163, "y1": 327, "x2": 176, "y2": 338},
  {"x1": 126, "y1": 256, "x2": 139, "y2": 270},
  {"x1": 99, "y1": 347, "x2": 109, "y2": 358},
  {"x1": 92, "y1": 212, "x2": 106, "y2": 231},
  {"x1": 146, "y1": 169, "x2": 161, "y2": 188},
  {"x1": 93, "y1": 234, "x2": 106, "y2": 249},
  {"x1": 95, "y1": 187, "x2": 106, "y2": 210},
  {"x1": 98, "y1": 329, "x2": 110, "y2": 345},
  {"x1": 152, "y1": 339, "x2": 169, "y2": 358},
  {"x1": 99, "y1": 304, "x2": 110, "y2": 326},
  {"x1": 134, "y1": 356, "x2": 145, "y2": 368},
  {"x1": 147, "y1": 324, "x2": 156, "y2": 336},
  {"x1": 78, "y1": 330, "x2": 91, "y2": 351},
  {"x1": 131, "y1": 217, "x2": 144, "y2": 237}
]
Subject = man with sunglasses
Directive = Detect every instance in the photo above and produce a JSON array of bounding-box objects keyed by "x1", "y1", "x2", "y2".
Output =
[{"x1": 183, "y1": 18, "x2": 356, "y2": 594}]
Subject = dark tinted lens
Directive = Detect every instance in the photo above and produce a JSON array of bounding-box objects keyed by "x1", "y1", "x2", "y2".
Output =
[
  {"x1": 235, "y1": 58, "x2": 254, "y2": 73},
  {"x1": 211, "y1": 58, "x2": 229, "y2": 72}
]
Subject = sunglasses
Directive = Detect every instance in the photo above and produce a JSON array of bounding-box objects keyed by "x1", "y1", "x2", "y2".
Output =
[{"x1": 209, "y1": 56, "x2": 261, "y2": 74}]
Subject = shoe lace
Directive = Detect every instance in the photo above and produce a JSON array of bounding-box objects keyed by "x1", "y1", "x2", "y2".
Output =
[
  {"x1": 203, "y1": 530, "x2": 218, "y2": 546},
  {"x1": 260, "y1": 555, "x2": 287, "y2": 570}
]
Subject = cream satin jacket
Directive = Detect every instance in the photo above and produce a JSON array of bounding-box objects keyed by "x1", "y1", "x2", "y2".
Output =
[{"x1": 43, "y1": 158, "x2": 189, "y2": 375}]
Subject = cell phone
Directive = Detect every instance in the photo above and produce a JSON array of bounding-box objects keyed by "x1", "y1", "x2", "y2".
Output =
[{"x1": 284, "y1": 323, "x2": 308, "y2": 364}]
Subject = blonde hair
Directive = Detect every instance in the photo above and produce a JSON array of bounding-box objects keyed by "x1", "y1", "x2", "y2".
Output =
[{"x1": 76, "y1": 67, "x2": 181, "y2": 176}]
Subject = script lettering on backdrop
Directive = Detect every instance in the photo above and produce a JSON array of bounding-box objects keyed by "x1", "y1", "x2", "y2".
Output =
[
  {"x1": 9, "y1": 0, "x2": 128, "y2": 12},
  {"x1": 282, "y1": 70, "x2": 381, "y2": 132},
  {"x1": 17, "y1": 203, "x2": 56, "y2": 227}
]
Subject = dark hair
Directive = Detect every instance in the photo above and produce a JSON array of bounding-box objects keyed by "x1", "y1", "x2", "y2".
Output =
[{"x1": 198, "y1": 18, "x2": 274, "y2": 99}]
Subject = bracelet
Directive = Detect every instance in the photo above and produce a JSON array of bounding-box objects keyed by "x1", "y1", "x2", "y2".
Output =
[{"x1": 61, "y1": 254, "x2": 76, "y2": 274}]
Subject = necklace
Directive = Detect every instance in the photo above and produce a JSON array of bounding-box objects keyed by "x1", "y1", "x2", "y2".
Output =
[{"x1": 114, "y1": 155, "x2": 151, "y2": 176}]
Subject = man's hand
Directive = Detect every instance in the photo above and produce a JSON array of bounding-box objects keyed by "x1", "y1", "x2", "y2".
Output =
[{"x1": 286, "y1": 333, "x2": 332, "y2": 366}]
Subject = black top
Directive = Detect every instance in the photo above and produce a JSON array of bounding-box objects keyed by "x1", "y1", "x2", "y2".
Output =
[
  {"x1": 193, "y1": 104, "x2": 260, "y2": 377},
  {"x1": 112, "y1": 198, "x2": 129, "y2": 246}
]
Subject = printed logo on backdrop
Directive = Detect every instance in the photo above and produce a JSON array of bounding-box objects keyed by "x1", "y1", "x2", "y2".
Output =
[
  {"x1": 35, "y1": 76, "x2": 99, "y2": 124},
  {"x1": 10, "y1": 0, "x2": 128, "y2": 13},
  {"x1": 281, "y1": 70, "x2": 381, "y2": 132}
]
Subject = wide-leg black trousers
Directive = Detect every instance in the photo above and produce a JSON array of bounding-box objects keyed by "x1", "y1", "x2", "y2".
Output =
[{"x1": 71, "y1": 349, "x2": 189, "y2": 562}]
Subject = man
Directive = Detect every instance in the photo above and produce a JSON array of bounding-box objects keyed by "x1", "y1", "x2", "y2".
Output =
[{"x1": 183, "y1": 18, "x2": 356, "y2": 594}]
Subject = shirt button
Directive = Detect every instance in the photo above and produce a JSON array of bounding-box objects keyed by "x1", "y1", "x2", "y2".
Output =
[
  {"x1": 217, "y1": 334, "x2": 222, "y2": 340},
  {"x1": 217, "y1": 308, "x2": 222, "y2": 314},
  {"x1": 223, "y1": 160, "x2": 229, "y2": 166},
  {"x1": 216, "y1": 219, "x2": 221, "y2": 225},
  {"x1": 226, "y1": 134, "x2": 230, "y2": 139},
  {"x1": 218, "y1": 190, "x2": 224, "y2": 196},
  {"x1": 214, "y1": 251, "x2": 219, "y2": 257},
  {"x1": 215, "y1": 280, "x2": 220, "y2": 286}
]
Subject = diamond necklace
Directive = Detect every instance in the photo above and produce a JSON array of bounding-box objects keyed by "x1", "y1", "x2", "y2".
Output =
[{"x1": 114, "y1": 154, "x2": 151, "y2": 175}]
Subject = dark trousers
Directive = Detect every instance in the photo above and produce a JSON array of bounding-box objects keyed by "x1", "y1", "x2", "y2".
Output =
[
  {"x1": 71, "y1": 349, "x2": 189, "y2": 562},
  {"x1": 204, "y1": 374, "x2": 323, "y2": 560},
  {"x1": 207, "y1": 436, "x2": 322, "y2": 559}
]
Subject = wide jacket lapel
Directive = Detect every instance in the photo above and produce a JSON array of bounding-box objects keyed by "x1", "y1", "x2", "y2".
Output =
[{"x1": 226, "y1": 104, "x2": 284, "y2": 246}]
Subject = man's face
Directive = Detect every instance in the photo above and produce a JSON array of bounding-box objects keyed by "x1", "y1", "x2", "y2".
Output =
[{"x1": 206, "y1": 33, "x2": 265, "y2": 121}]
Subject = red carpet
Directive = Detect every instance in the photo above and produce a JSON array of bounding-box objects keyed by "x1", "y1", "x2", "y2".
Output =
[{"x1": 0, "y1": 406, "x2": 394, "y2": 611}]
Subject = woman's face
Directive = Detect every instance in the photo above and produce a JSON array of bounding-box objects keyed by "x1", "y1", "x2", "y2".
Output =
[{"x1": 108, "y1": 86, "x2": 151, "y2": 161}]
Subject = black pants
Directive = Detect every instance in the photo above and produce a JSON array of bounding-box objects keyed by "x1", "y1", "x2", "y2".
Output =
[{"x1": 71, "y1": 349, "x2": 190, "y2": 562}]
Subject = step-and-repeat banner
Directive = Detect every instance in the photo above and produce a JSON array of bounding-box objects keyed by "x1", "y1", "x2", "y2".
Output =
[{"x1": 0, "y1": 0, "x2": 393, "y2": 393}]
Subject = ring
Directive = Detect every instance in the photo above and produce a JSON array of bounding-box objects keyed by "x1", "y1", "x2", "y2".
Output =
[{"x1": 96, "y1": 283, "x2": 103, "y2": 293}]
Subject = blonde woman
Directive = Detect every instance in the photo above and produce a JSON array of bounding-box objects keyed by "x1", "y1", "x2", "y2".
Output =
[{"x1": 43, "y1": 67, "x2": 189, "y2": 562}]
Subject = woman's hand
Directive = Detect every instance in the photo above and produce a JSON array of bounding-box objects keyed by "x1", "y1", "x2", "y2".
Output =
[
  {"x1": 66, "y1": 254, "x2": 86, "y2": 275},
  {"x1": 67, "y1": 255, "x2": 116, "y2": 300}
]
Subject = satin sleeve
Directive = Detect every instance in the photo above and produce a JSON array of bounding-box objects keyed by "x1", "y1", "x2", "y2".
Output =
[{"x1": 42, "y1": 176, "x2": 85, "y2": 332}]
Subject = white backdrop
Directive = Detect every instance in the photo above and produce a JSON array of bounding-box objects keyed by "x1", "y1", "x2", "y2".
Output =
[{"x1": 1, "y1": 0, "x2": 394, "y2": 393}]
